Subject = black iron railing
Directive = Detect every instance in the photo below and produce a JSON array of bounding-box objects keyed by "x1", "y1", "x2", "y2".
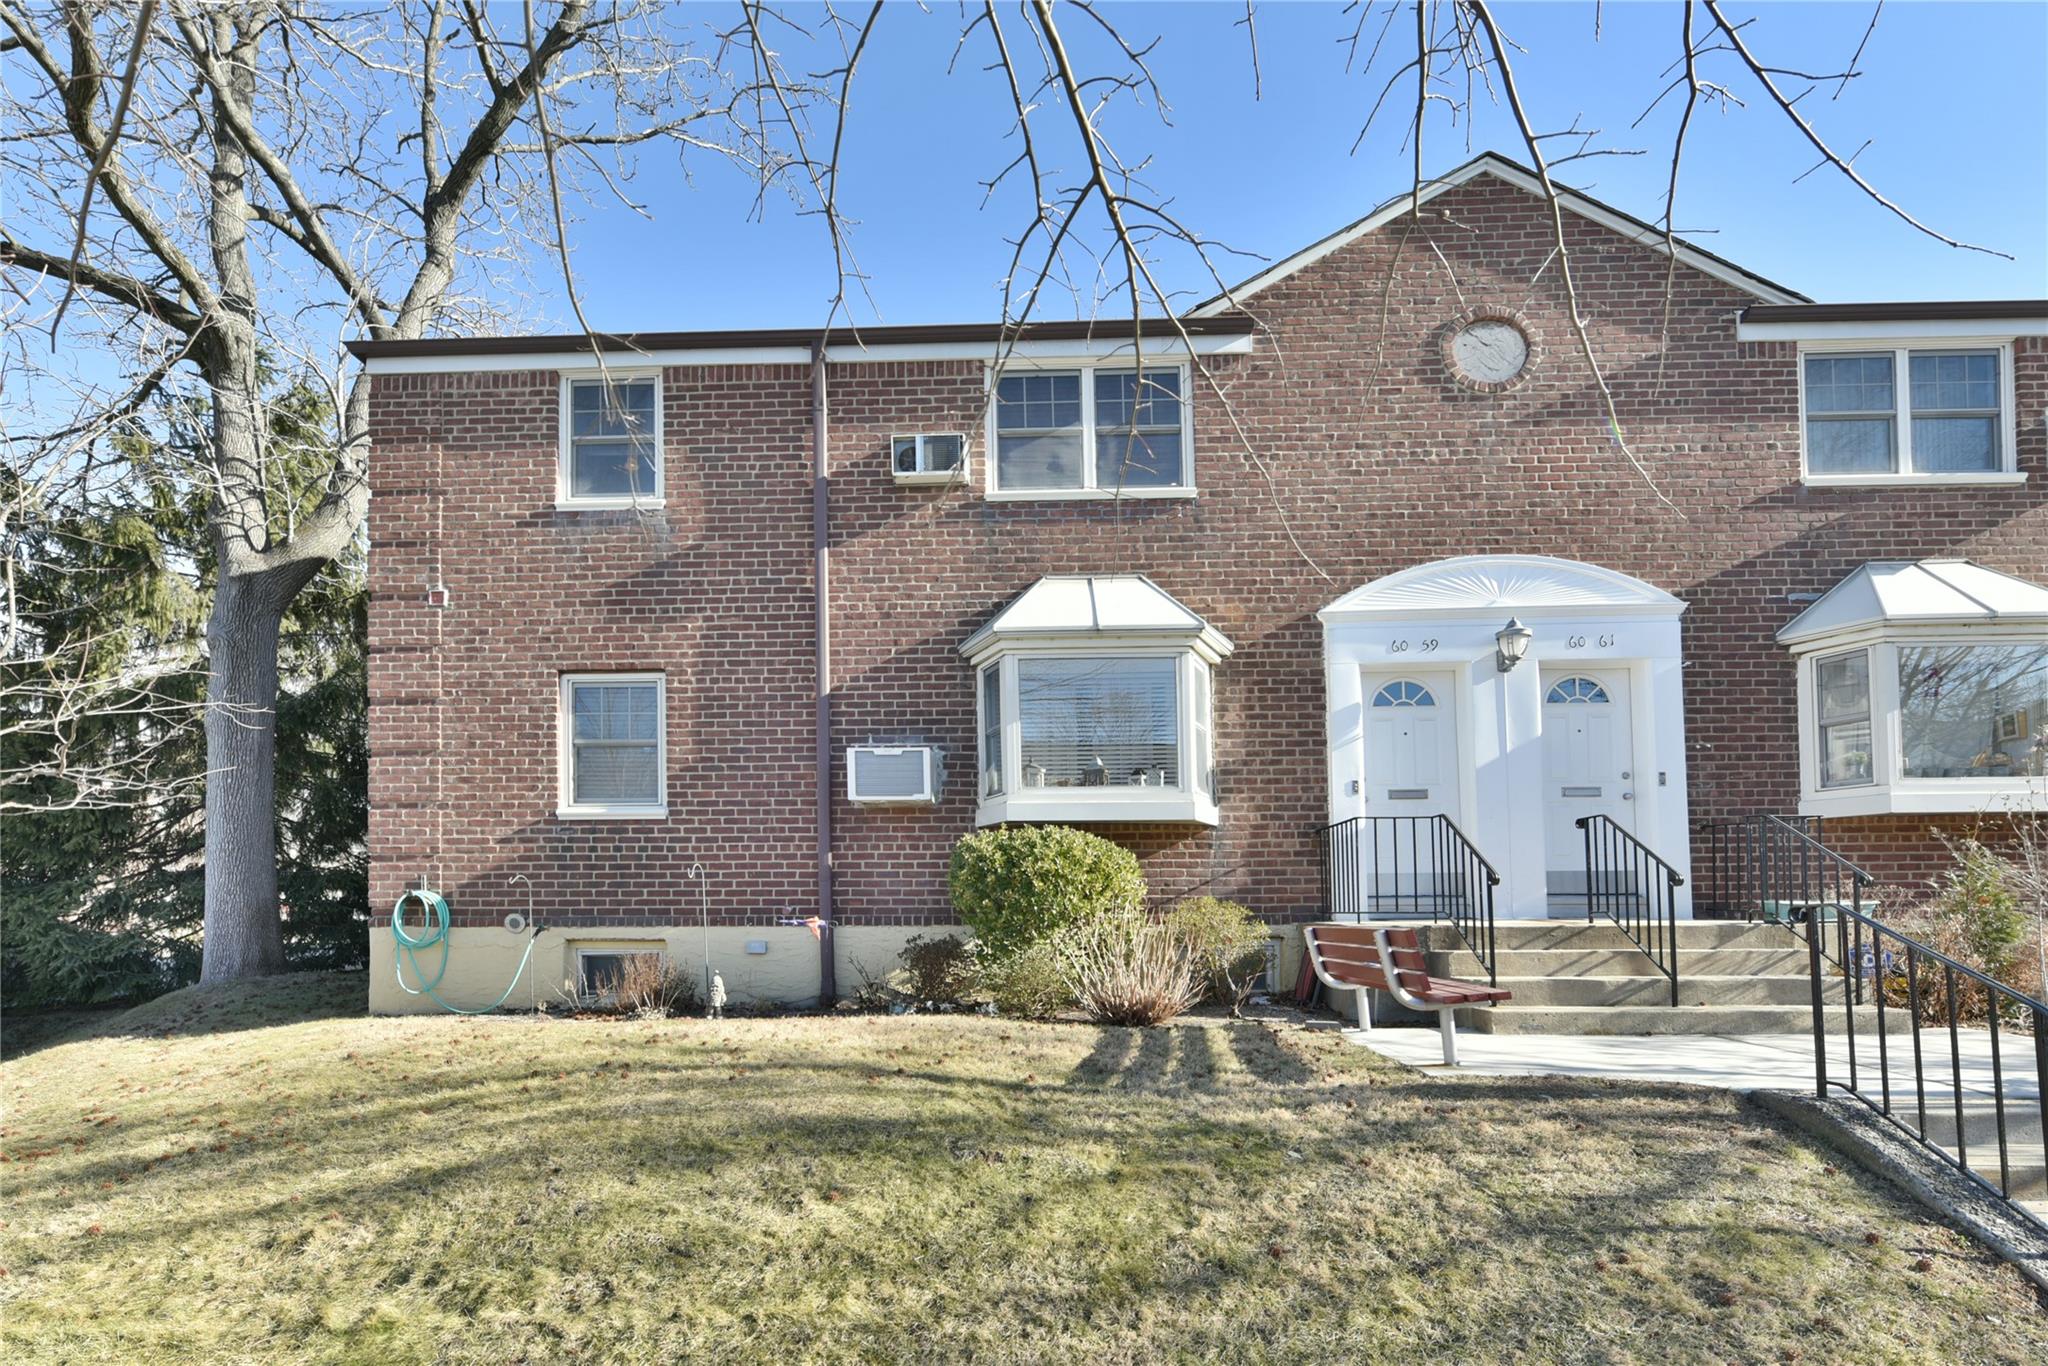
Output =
[
  {"x1": 1805, "y1": 904, "x2": 2047, "y2": 1233},
  {"x1": 1577, "y1": 814, "x2": 1684, "y2": 1007},
  {"x1": 1693, "y1": 813, "x2": 1822, "y2": 919},
  {"x1": 1745, "y1": 814, "x2": 1873, "y2": 970},
  {"x1": 1313, "y1": 814, "x2": 1499, "y2": 985}
]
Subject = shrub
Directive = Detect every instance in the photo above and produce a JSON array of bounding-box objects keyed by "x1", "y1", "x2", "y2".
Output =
[
  {"x1": 948, "y1": 825, "x2": 1146, "y2": 960},
  {"x1": 1877, "y1": 835, "x2": 2043, "y2": 1027},
  {"x1": 898, "y1": 934, "x2": 976, "y2": 1006},
  {"x1": 1054, "y1": 912, "x2": 1203, "y2": 1027},
  {"x1": 975, "y1": 939, "x2": 1074, "y2": 1019},
  {"x1": 1164, "y1": 896, "x2": 1271, "y2": 1014},
  {"x1": 612, "y1": 954, "x2": 700, "y2": 1018}
]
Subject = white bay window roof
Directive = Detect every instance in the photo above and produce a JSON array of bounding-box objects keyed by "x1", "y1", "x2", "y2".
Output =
[
  {"x1": 1778, "y1": 560, "x2": 2048, "y2": 647},
  {"x1": 1780, "y1": 560, "x2": 2048, "y2": 817},
  {"x1": 962, "y1": 576, "x2": 1233, "y2": 826}
]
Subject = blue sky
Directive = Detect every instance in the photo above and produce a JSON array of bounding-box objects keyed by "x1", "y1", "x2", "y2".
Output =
[{"x1": 553, "y1": 1, "x2": 2048, "y2": 333}]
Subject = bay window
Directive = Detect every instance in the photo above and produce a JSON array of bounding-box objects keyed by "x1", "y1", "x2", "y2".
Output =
[
  {"x1": 988, "y1": 364, "x2": 1192, "y2": 497},
  {"x1": 1801, "y1": 345, "x2": 2015, "y2": 482},
  {"x1": 962, "y1": 575, "x2": 1233, "y2": 825},
  {"x1": 1785, "y1": 561, "x2": 2048, "y2": 815}
]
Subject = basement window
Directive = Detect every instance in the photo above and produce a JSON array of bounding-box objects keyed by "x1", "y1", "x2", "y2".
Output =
[
  {"x1": 575, "y1": 948, "x2": 666, "y2": 1006},
  {"x1": 559, "y1": 673, "x2": 667, "y2": 818},
  {"x1": 559, "y1": 373, "x2": 662, "y2": 507}
]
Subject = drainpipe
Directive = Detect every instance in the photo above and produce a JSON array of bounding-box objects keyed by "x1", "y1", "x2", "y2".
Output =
[{"x1": 810, "y1": 338, "x2": 837, "y2": 1003}]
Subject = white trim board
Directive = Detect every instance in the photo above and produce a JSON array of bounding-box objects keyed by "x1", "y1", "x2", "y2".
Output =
[
  {"x1": 360, "y1": 333, "x2": 1256, "y2": 376},
  {"x1": 1189, "y1": 153, "x2": 1807, "y2": 316}
]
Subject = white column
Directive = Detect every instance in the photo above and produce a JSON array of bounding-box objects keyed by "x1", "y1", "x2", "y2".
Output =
[
  {"x1": 1325, "y1": 661, "x2": 1364, "y2": 824},
  {"x1": 1498, "y1": 651, "x2": 1550, "y2": 917},
  {"x1": 1647, "y1": 652, "x2": 1695, "y2": 917}
]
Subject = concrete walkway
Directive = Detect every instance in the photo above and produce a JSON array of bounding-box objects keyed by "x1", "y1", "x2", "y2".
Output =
[{"x1": 1348, "y1": 1024, "x2": 2039, "y2": 1101}]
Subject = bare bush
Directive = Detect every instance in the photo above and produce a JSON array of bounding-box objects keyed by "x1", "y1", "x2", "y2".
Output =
[
  {"x1": 1055, "y1": 913, "x2": 1203, "y2": 1028},
  {"x1": 1873, "y1": 830, "x2": 2044, "y2": 1030},
  {"x1": 611, "y1": 953, "x2": 700, "y2": 1018}
]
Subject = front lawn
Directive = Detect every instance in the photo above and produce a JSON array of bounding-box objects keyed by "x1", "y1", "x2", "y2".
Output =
[{"x1": 3, "y1": 972, "x2": 2042, "y2": 1362}]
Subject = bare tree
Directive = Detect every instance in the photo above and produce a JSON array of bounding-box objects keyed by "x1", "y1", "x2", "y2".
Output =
[{"x1": 2, "y1": 1, "x2": 810, "y2": 981}]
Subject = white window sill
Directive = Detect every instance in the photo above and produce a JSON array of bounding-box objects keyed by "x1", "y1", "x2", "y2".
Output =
[
  {"x1": 984, "y1": 486, "x2": 1197, "y2": 503},
  {"x1": 555, "y1": 498, "x2": 668, "y2": 512},
  {"x1": 556, "y1": 805, "x2": 670, "y2": 821},
  {"x1": 1799, "y1": 784, "x2": 2046, "y2": 819},
  {"x1": 1801, "y1": 472, "x2": 2026, "y2": 490},
  {"x1": 974, "y1": 791, "x2": 1219, "y2": 827}
]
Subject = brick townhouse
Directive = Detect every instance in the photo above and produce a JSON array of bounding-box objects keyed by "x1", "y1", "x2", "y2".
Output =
[{"x1": 352, "y1": 153, "x2": 2047, "y2": 1011}]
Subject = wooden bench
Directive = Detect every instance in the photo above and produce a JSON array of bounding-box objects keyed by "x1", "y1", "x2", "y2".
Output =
[{"x1": 1300, "y1": 923, "x2": 1511, "y2": 1066}]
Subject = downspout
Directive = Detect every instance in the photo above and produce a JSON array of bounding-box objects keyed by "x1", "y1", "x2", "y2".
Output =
[{"x1": 810, "y1": 338, "x2": 837, "y2": 1003}]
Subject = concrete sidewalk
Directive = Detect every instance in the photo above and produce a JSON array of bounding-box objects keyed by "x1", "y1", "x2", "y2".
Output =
[{"x1": 1348, "y1": 1024, "x2": 2040, "y2": 1101}]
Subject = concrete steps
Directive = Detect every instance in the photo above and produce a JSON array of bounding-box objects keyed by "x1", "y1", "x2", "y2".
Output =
[{"x1": 1358, "y1": 919, "x2": 1875, "y2": 1038}]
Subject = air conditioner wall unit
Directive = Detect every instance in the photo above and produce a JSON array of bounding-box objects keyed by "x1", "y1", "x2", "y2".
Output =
[
  {"x1": 890, "y1": 433, "x2": 968, "y2": 484},
  {"x1": 847, "y1": 744, "x2": 943, "y2": 804}
]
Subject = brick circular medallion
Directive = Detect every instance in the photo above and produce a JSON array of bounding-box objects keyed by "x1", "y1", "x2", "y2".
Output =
[{"x1": 1442, "y1": 306, "x2": 1539, "y2": 392}]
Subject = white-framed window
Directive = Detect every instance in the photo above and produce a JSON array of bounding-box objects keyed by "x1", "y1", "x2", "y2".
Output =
[
  {"x1": 1799, "y1": 343, "x2": 2018, "y2": 484},
  {"x1": 1796, "y1": 639, "x2": 2046, "y2": 814},
  {"x1": 985, "y1": 362, "x2": 1193, "y2": 498},
  {"x1": 558, "y1": 672, "x2": 667, "y2": 818},
  {"x1": 559, "y1": 372, "x2": 662, "y2": 508},
  {"x1": 574, "y1": 947, "x2": 667, "y2": 1005},
  {"x1": 973, "y1": 649, "x2": 1219, "y2": 823}
]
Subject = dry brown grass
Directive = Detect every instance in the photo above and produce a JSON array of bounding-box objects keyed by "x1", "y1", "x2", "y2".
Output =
[{"x1": 3, "y1": 971, "x2": 2045, "y2": 1363}]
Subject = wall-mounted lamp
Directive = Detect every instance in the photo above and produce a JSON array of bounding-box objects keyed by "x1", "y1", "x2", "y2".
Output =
[{"x1": 1494, "y1": 618, "x2": 1534, "y2": 673}]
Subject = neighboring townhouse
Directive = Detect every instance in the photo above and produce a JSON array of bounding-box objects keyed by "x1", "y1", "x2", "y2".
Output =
[{"x1": 352, "y1": 153, "x2": 2047, "y2": 1011}]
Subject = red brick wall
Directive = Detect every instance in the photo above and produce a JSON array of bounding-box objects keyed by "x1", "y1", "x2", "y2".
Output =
[{"x1": 367, "y1": 173, "x2": 2047, "y2": 936}]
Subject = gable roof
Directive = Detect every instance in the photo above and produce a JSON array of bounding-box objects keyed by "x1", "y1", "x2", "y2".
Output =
[
  {"x1": 958, "y1": 575, "x2": 1234, "y2": 663},
  {"x1": 1190, "y1": 152, "x2": 1809, "y2": 316},
  {"x1": 1777, "y1": 560, "x2": 2048, "y2": 647}
]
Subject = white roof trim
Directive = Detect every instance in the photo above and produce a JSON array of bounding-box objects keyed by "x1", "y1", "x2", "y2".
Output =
[
  {"x1": 1777, "y1": 560, "x2": 2048, "y2": 647},
  {"x1": 1191, "y1": 154, "x2": 1806, "y2": 316},
  {"x1": 1737, "y1": 316, "x2": 2048, "y2": 342},
  {"x1": 1320, "y1": 555, "x2": 1687, "y2": 624},
  {"x1": 960, "y1": 574, "x2": 1235, "y2": 663},
  {"x1": 359, "y1": 333, "x2": 1254, "y2": 376}
]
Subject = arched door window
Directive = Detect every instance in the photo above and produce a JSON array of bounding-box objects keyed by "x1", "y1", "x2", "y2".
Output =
[
  {"x1": 1545, "y1": 676, "x2": 1610, "y2": 705},
  {"x1": 1371, "y1": 679, "x2": 1437, "y2": 708}
]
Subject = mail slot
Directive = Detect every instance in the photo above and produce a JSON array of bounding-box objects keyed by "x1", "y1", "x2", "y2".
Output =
[
  {"x1": 1387, "y1": 787, "x2": 1429, "y2": 800},
  {"x1": 1562, "y1": 785, "x2": 1602, "y2": 798}
]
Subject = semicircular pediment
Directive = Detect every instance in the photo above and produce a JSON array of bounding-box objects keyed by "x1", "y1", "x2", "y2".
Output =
[{"x1": 1320, "y1": 555, "x2": 1684, "y2": 620}]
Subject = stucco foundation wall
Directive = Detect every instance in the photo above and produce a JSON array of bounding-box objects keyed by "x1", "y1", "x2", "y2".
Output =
[{"x1": 368, "y1": 924, "x2": 959, "y2": 1014}]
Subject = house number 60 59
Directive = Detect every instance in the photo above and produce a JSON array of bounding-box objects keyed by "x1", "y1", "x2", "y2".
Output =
[{"x1": 1387, "y1": 638, "x2": 1439, "y2": 654}]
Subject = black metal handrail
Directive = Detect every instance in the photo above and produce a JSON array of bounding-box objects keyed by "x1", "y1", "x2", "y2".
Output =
[
  {"x1": 1693, "y1": 813, "x2": 1822, "y2": 919},
  {"x1": 1804, "y1": 903, "x2": 2047, "y2": 1233},
  {"x1": 1313, "y1": 814, "x2": 1500, "y2": 985},
  {"x1": 1576, "y1": 814, "x2": 1684, "y2": 1007},
  {"x1": 1752, "y1": 814, "x2": 1872, "y2": 970}
]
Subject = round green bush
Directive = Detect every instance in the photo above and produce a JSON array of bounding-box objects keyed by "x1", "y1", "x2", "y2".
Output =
[{"x1": 948, "y1": 824, "x2": 1146, "y2": 959}]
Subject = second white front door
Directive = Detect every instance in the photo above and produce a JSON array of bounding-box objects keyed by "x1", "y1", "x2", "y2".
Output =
[{"x1": 1540, "y1": 667, "x2": 1634, "y2": 890}]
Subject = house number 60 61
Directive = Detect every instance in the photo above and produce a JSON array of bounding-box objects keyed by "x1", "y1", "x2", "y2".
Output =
[{"x1": 1565, "y1": 634, "x2": 1616, "y2": 650}]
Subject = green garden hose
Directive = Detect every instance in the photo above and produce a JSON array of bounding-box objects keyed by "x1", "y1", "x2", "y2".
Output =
[{"x1": 391, "y1": 887, "x2": 541, "y2": 1015}]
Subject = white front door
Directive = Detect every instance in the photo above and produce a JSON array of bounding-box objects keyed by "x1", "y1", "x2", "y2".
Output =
[
  {"x1": 1540, "y1": 667, "x2": 1634, "y2": 892},
  {"x1": 1362, "y1": 671, "x2": 1460, "y2": 908}
]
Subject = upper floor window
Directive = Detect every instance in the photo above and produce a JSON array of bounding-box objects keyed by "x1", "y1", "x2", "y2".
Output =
[
  {"x1": 1801, "y1": 346, "x2": 2015, "y2": 483},
  {"x1": 560, "y1": 374, "x2": 661, "y2": 508},
  {"x1": 988, "y1": 364, "x2": 1191, "y2": 498}
]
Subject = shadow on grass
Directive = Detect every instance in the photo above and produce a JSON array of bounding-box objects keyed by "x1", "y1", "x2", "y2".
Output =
[{"x1": 18, "y1": 971, "x2": 369, "y2": 1052}]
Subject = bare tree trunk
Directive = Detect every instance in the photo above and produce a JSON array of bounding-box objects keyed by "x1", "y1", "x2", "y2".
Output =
[{"x1": 200, "y1": 572, "x2": 289, "y2": 982}]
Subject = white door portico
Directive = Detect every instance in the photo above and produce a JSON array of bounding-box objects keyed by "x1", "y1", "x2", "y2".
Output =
[{"x1": 1320, "y1": 555, "x2": 1693, "y2": 919}]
